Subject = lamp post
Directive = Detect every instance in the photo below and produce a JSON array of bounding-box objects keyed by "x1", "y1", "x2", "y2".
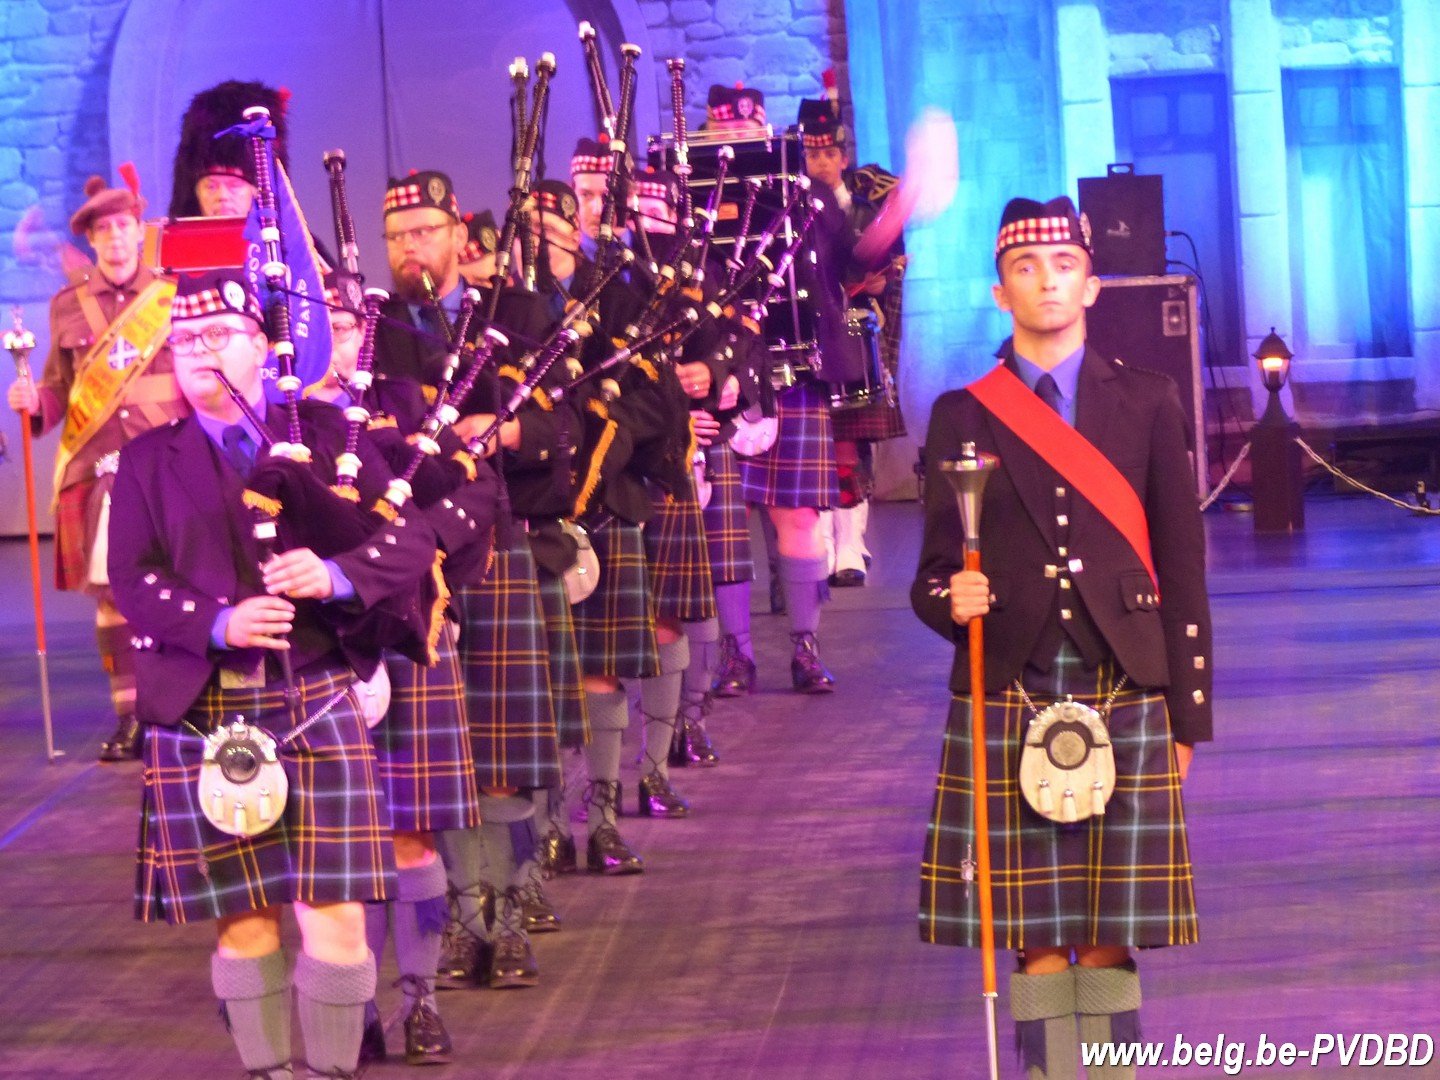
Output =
[{"x1": 1251, "y1": 327, "x2": 1305, "y2": 533}]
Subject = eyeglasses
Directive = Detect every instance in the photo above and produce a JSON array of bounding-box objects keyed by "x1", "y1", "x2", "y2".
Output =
[
  {"x1": 168, "y1": 324, "x2": 247, "y2": 355},
  {"x1": 383, "y1": 222, "x2": 451, "y2": 246},
  {"x1": 330, "y1": 319, "x2": 360, "y2": 343}
]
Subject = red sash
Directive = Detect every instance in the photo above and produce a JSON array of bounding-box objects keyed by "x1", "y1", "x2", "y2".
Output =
[{"x1": 967, "y1": 363, "x2": 1157, "y2": 592}]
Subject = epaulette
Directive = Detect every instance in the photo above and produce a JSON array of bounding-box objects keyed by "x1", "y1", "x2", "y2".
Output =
[{"x1": 851, "y1": 164, "x2": 900, "y2": 205}]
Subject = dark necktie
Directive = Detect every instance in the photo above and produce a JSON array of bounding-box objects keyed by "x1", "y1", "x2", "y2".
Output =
[
  {"x1": 1035, "y1": 372, "x2": 1063, "y2": 416},
  {"x1": 221, "y1": 424, "x2": 254, "y2": 475}
]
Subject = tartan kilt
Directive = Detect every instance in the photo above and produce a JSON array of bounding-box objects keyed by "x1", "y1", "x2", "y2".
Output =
[
  {"x1": 452, "y1": 542, "x2": 563, "y2": 791},
  {"x1": 533, "y1": 568, "x2": 590, "y2": 750},
  {"x1": 831, "y1": 397, "x2": 907, "y2": 443},
  {"x1": 919, "y1": 649, "x2": 1198, "y2": 951},
  {"x1": 53, "y1": 478, "x2": 95, "y2": 592},
  {"x1": 737, "y1": 381, "x2": 839, "y2": 509},
  {"x1": 700, "y1": 442, "x2": 753, "y2": 585},
  {"x1": 643, "y1": 478, "x2": 716, "y2": 623},
  {"x1": 374, "y1": 621, "x2": 481, "y2": 833},
  {"x1": 134, "y1": 663, "x2": 396, "y2": 925},
  {"x1": 572, "y1": 520, "x2": 659, "y2": 680}
]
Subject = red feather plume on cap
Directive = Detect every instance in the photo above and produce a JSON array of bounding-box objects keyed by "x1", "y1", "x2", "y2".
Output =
[{"x1": 118, "y1": 161, "x2": 142, "y2": 199}]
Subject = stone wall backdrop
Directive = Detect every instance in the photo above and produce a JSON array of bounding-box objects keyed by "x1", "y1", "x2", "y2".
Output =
[
  {"x1": 1101, "y1": 0, "x2": 1224, "y2": 75},
  {"x1": 0, "y1": 0, "x2": 128, "y2": 306},
  {"x1": 637, "y1": 0, "x2": 849, "y2": 140},
  {"x1": 1275, "y1": 0, "x2": 1395, "y2": 66}
]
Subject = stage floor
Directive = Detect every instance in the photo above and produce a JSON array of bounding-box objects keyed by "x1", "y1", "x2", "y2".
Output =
[{"x1": 0, "y1": 495, "x2": 1436, "y2": 1078}]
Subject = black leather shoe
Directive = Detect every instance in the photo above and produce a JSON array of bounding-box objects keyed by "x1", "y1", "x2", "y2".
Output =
[
  {"x1": 586, "y1": 824, "x2": 644, "y2": 875},
  {"x1": 519, "y1": 880, "x2": 561, "y2": 934},
  {"x1": 712, "y1": 634, "x2": 756, "y2": 698},
  {"x1": 670, "y1": 703, "x2": 719, "y2": 768},
  {"x1": 402, "y1": 998, "x2": 453, "y2": 1065},
  {"x1": 538, "y1": 829, "x2": 577, "y2": 878},
  {"x1": 98, "y1": 715, "x2": 142, "y2": 762},
  {"x1": 668, "y1": 713, "x2": 690, "y2": 768},
  {"x1": 436, "y1": 919, "x2": 484, "y2": 990},
  {"x1": 637, "y1": 772, "x2": 690, "y2": 818},
  {"x1": 828, "y1": 567, "x2": 866, "y2": 588},
  {"x1": 681, "y1": 715, "x2": 719, "y2": 766},
  {"x1": 790, "y1": 632, "x2": 836, "y2": 694},
  {"x1": 358, "y1": 1005, "x2": 387, "y2": 1066},
  {"x1": 484, "y1": 927, "x2": 540, "y2": 989}
]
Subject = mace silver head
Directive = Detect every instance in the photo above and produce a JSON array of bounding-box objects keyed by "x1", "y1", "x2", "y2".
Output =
[
  {"x1": 3, "y1": 306, "x2": 35, "y2": 377},
  {"x1": 939, "y1": 441, "x2": 999, "y2": 549}
]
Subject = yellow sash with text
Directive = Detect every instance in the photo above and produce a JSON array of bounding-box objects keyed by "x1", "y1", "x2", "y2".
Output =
[{"x1": 54, "y1": 277, "x2": 177, "y2": 493}]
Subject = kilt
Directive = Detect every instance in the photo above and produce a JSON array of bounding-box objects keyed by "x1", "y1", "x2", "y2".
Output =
[
  {"x1": 534, "y1": 568, "x2": 590, "y2": 750},
  {"x1": 374, "y1": 622, "x2": 481, "y2": 833},
  {"x1": 452, "y1": 542, "x2": 563, "y2": 791},
  {"x1": 134, "y1": 663, "x2": 395, "y2": 925},
  {"x1": 572, "y1": 519, "x2": 659, "y2": 680},
  {"x1": 737, "y1": 381, "x2": 839, "y2": 509},
  {"x1": 700, "y1": 442, "x2": 753, "y2": 585},
  {"x1": 54, "y1": 478, "x2": 97, "y2": 592},
  {"x1": 919, "y1": 646, "x2": 1198, "y2": 951},
  {"x1": 643, "y1": 478, "x2": 716, "y2": 623},
  {"x1": 831, "y1": 397, "x2": 906, "y2": 443}
]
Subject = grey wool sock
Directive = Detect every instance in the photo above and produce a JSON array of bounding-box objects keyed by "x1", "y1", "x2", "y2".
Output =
[
  {"x1": 393, "y1": 859, "x2": 449, "y2": 1009},
  {"x1": 640, "y1": 637, "x2": 689, "y2": 779},
  {"x1": 713, "y1": 581, "x2": 754, "y2": 659},
  {"x1": 682, "y1": 617, "x2": 721, "y2": 694},
  {"x1": 437, "y1": 826, "x2": 487, "y2": 936},
  {"x1": 1010, "y1": 967, "x2": 1079, "y2": 1080},
  {"x1": 779, "y1": 554, "x2": 829, "y2": 635},
  {"x1": 1075, "y1": 962, "x2": 1142, "y2": 1080},
  {"x1": 580, "y1": 689, "x2": 627, "y2": 832},
  {"x1": 210, "y1": 949, "x2": 292, "y2": 1077},
  {"x1": 292, "y1": 950, "x2": 376, "y2": 1077}
]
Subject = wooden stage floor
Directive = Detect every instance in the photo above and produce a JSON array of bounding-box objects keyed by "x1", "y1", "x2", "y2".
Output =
[{"x1": 0, "y1": 496, "x2": 1436, "y2": 1078}]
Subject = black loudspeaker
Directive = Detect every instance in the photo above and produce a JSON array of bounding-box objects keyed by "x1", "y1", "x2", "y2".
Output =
[
  {"x1": 1086, "y1": 274, "x2": 1206, "y2": 495},
  {"x1": 1078, "y1": 163, "x2": 1166, "y2": 277}
]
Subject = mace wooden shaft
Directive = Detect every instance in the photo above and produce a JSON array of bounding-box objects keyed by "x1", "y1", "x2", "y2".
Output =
[
  {"x1": 17, "y1": 407, "x2": 59, "y2": 761},
  {"x1": 965, "y1": 547, "x2": 997, "y2": 997}
]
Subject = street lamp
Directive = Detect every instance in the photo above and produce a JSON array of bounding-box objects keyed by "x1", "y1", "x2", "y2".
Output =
[{"x1": 1251, "y1": 328, "x2": 1304, "y2": 533}]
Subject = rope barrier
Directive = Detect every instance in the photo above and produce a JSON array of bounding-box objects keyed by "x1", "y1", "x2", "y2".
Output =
[{"x1": 1198, "y1": 436, "x2": 1440, "y2": 517}]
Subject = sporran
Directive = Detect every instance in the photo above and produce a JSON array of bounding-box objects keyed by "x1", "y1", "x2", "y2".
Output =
[{"x1": 1016, "y1": 678, "x2": 1125, "y2": 824}]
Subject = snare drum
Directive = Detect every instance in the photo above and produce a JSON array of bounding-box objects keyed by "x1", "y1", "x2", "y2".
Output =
[{"x1": 828, "y1": 308, "x2": 889, "y2": 410}]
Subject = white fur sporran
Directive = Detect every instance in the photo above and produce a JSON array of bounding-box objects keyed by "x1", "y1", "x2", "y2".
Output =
[
  {"x1": 351, "y1": 664, "x2": 391, "y2": 729},
  {"x1": 198, "y1": 717, "x2": 289, "y2": 837},
  {"x1": 727, "y1": 404, "x2": 778, "y2": 457},
  {"x1": 561, "y1": 520, "x2": 600, "y2": 605},
  {"x1": 1018, "y1": 697, "x2": 1116, "y2": 824}
]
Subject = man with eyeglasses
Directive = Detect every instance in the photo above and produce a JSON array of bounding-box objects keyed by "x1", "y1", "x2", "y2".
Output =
[
  {"x1": 7, "y1": 172, "x2": 187, "y2": 762},
  {"x1": 107, "y1": 266, "x2": 439, "y2": 1080},
  {"x1": 372, "y1": 170, "x2": 572, "y2": 995}
]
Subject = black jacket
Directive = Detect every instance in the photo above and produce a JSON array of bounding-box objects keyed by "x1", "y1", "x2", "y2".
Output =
[{"x1": 910, "y1": 345, "x2": 1213, "y2": 745}]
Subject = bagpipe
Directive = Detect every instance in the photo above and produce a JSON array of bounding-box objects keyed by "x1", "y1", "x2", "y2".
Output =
[{"x1": 206, "y1": 109, "x2": 497, "y2": 670}]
